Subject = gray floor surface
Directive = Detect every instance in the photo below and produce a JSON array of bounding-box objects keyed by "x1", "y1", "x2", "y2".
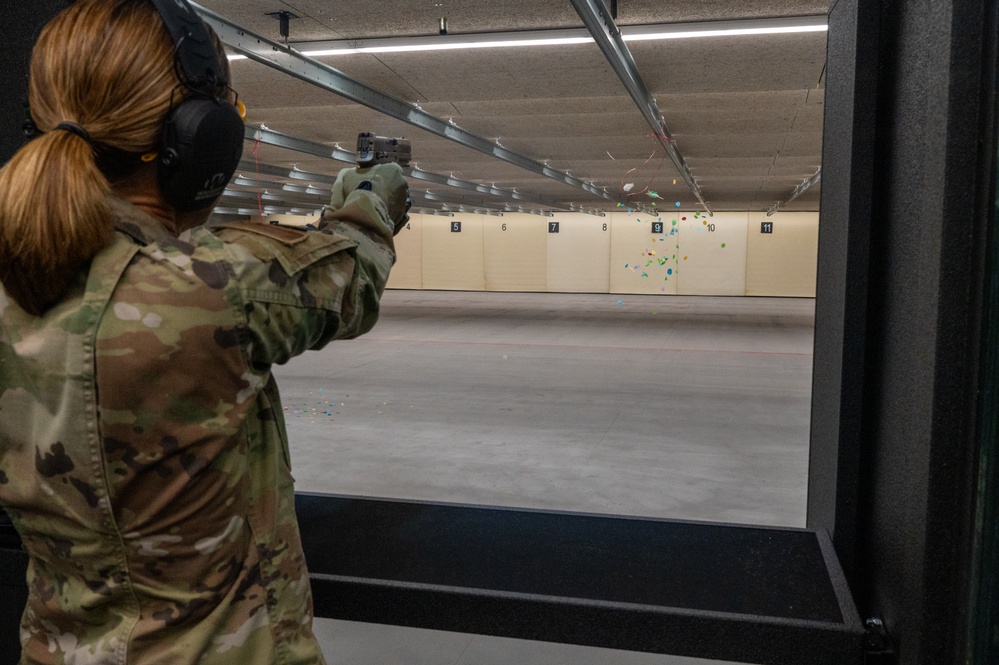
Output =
[{"x1": 274, "y1": 290, "x2": 816, "y2": 665}]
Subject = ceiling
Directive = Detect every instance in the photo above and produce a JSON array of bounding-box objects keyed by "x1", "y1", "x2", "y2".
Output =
[{"x1": 196, "y1": 0, "x2": 831, "y2": 217}]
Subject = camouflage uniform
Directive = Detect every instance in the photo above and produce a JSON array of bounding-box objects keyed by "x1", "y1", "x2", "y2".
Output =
[{"x1": 0, "y1": 188, "x2": 396, "y2": 663}]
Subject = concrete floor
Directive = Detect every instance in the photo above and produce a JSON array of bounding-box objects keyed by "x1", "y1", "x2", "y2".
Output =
[{"x1": 274, "y1": 289, "x2": 816, "y2": 665}]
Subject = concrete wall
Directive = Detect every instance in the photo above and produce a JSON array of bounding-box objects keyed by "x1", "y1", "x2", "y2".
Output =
[
  {"x1": 745, "y1": 211, "x2": 820, "y2": 297},
  {"x1": 271, "y1": 209, "x2": 819, "y2": 297},
  {"x1": 421, "y1": 214, "x2": 486, "y2": 291},
  {"x1": 484, "y1": 213, "x2": 547, "y2": 291}
]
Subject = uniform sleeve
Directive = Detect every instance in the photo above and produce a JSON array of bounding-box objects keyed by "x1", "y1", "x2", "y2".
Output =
[{"x1": 212, "y1": 190, "x2": 396, "y2": 366}]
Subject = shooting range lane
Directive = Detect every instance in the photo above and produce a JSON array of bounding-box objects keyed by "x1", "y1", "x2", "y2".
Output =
[{"x1": 274, "y1": 290, "x2": 814, "y2": 528}]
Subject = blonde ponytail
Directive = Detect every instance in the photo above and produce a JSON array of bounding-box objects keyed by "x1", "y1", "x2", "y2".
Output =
[
  {"x1": 0, "y1": 0, "x2": 182, "y2": 315},
  {"x1": 0, "y1": 130, "x2": 113, "y2": 315}
]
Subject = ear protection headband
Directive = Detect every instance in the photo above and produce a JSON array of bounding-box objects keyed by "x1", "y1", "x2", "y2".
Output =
[{"x1": 149, "y1": 0, "x2": 244, "y2": 212}]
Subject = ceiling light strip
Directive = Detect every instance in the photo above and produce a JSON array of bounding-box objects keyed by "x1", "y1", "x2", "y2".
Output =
[
  {"x1": 569, "y1": 0, "x2": 712, "y2": 216},
  {"x1": 193, "y1": 3, "x2": 650, "y2": 214},
  {"x1": 767, "y1": 168, "x2": 822, "y2": 216},
  {"x1": 284, "y1": 16, "x2": 827, "y2": 58}
]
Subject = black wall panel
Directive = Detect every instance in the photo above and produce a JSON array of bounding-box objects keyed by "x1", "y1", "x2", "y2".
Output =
[
  {"x1": 0, "y1": 1, "x2": 69, "y2": 166},
  {"x1": 811, "y1": 0, "x2": 999, "y2": 663}
]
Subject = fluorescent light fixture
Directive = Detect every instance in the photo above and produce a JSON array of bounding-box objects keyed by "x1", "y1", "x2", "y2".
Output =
[
  {"x1": 302, "y1": 36, "x2": 592, "y2": 57},
  {"x1": 282, "y1": 16, "x2": 826, "y2": 58}
]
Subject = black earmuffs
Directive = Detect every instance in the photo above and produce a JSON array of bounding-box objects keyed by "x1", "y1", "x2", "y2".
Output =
[{"x1": 150, "y1": 0, "x2": 244, "y2": 212}]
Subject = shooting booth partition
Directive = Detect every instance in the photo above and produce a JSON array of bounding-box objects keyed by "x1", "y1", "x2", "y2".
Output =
[{"x1": 1, "y1": 0, "x2": 997, "y2": 664}]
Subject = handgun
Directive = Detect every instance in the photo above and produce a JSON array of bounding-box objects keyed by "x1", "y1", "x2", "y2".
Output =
[{"x1": 356, "y1": 132, "x2": 412, "y2": 168}]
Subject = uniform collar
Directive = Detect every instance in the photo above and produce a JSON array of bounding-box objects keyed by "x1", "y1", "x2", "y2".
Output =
[{"x1": 110, "y1": 197, "x2": 177, "y2": 246}]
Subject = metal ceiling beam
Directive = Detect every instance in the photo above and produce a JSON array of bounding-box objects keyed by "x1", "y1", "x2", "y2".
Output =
[
  {"x1": 234, "y1": 155, "x2": 525, "y2": 214},
  {"x1": 569, "y1": 0, "x2": 713, "y2": 217},
  {"x1": 407, "y1": 166, "x2": 605, "y2": 216},
  {"x1": 245, "y1": 125, "x2": 356, "y2": 165},
  {"x1": 243, "y1": 125, "x2": 605, "y2": 216},
  {"x1": 767, "y1": 169, "x2": 822, "y2": 216},
  {"x1": 228, "y1": 162, "x2": 537, "y2": 216},
  {"x1": 193, "y1": 3, "x2": 651, "y2": 214},
  {"x1": 224, "y1": 184, "x2": 515, "y2": 217}
]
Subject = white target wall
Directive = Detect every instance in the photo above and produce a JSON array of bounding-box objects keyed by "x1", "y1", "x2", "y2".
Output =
[{"x1": 386, "y1": 209, "x2": 819, "y2": 297}]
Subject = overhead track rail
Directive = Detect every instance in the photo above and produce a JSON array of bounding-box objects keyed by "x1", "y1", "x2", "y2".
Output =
[
  {"x1": 224, "y1": 182, "x2": 507, "y2": 216},
  {"x1": 228, "y1": 158, "x2": 552, "y2": 217},
  {"x1": 568, "y1": 0, "x2": 713, "y2": 216},
  {"x1": 243, "y1": 125, "x2": 604, "y2": 216},
  {"x1": 767, "y1": 168, "x2": 822, "y2": 216},
  {"x1": 192, "y1": 3, "x2": 650, "y2": 215}
]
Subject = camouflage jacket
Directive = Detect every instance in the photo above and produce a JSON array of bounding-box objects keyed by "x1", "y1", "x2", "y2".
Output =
[{"x1": 0, "y1": 191, "x2": 396, "y2": 664}]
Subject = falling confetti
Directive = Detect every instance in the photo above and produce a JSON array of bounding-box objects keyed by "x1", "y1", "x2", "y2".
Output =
[
  {"x1": 675, "y1": 201, "x2": 681, "y2": 207},
  {"x1": 641, "y1": 272, "x2": 649, "y2": 277},
  {"x1": 617, "y1": 300, "x2": 623, "y2": 305},
  {"x1": 623, "y1": 183, "x2": 635, "y2": 192},
  {"x1": 672, "y1": 179, "x2": 677, "y2": 185},
  {"x1": 721, "y1": 243, "x2": 727, "y2": 248},
  {"x1": 648, "y1": 190, "x2": 663, "y2": 199}
]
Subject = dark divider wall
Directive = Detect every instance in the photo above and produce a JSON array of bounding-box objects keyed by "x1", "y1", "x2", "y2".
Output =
[
  {"x1": 0, "y1": 1, "x2": 70, "y2": 166},
  {"x1": 806, "y1": 0, "x2": 879, "y2": 582},
  {"x1": 0, "y1": 4, "x2": 74, "y2": 661},
  {"x1": 810, "y1": 0, "x2": 999, "y2": 663}
]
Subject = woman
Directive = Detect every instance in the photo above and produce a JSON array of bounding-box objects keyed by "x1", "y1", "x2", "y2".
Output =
[{"x1": 0, "y1": 0, "x2": 408, "y2": 662}]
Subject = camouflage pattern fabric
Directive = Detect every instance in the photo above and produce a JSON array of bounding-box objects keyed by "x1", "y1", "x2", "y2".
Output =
[{"x1": 0, "y1": 189, "x2": 396, "y2": 663}]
